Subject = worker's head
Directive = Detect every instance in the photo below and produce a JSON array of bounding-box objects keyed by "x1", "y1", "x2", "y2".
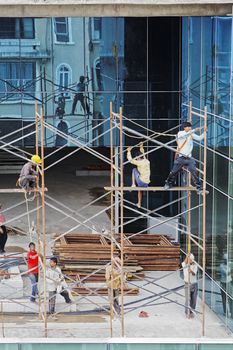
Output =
[
  {"x1": 31, "y1": 155, "x2": 42, "y2": 165},
  {"x1": 29, "y1": 242, "x2": 36, "y2": 251},
  {"x1": 189, "y1": 253, "x2": 195, "y2": 262},
  {"x1": 79, "y1": 76, "x2": 85, "y2": 83},
  {"x1": 182, "y1": 121, "x2": 192, "y2": 132},
  {"x1": 134, "y1": 149, "x2": 144, "y2": 160},
  {"x1": 50, "y1": 257, "x2": 58, "y2": 267}
]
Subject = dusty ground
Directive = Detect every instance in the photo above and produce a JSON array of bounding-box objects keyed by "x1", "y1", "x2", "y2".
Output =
[{"x1": 0, "y1": 170, "x2": 232, "y2": 339}]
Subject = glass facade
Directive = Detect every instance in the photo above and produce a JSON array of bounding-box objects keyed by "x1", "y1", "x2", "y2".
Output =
[
  {"x1": 0, "y1": 15, "x2": 232, "y2": 336},
  {"x1": 182, "y1": 17, "x2": 233, "y2": 331}
]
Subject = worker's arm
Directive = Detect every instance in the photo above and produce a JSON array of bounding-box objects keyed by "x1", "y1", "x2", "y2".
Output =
[
  {"x1": 105, "y1": 266, "x2": 111, "y2": 281},
  {"x1": 189, "y1": 263, "x2": 197, "y2": 276},
  {"x1": 127, "y1": 147, "x2": 139, "y2": 166},
  {"x1": 139, "y1": 142, "x2": 146, "y2": 159}
]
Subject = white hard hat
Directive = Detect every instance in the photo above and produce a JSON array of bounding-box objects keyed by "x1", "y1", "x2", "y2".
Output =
[{"x1": 189, "y1": 253, "x2": 195, "y2": 261}]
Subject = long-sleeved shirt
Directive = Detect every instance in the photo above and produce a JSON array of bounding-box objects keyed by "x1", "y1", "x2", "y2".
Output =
[
  {"x1": 105, "y1": 265, "x2": 122, "y2": 289},
  {"x1": 46, "y1": 265, "x2": 64, "y2": 292},
  {"x1": 19, "y1": 162, "x2": 37, "y2": 179},
  {"x1": 177, "y1": 130, "x2": 205, "y2": 158},
  {"x1": 127, "y1": 149, "x2": 150, "y2": 184},
  {"x1": 182, "y1": 261, "x2": 198, "y2": 284}
]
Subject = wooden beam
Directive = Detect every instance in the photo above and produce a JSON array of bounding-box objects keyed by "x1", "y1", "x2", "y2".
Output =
[
  {"x1": 0, "y1": 188, "x2": 48, "y2": 193},
  {"x1": 104, "y1": 186, "x2": 197, "y2": 192}
]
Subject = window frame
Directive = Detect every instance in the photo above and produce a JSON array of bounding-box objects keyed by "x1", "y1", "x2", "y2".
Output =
[
  {"x1": 53, "y1": 17, "x2": 73, "y2": 44},
  {"x1": 56, "y1": 63, "x2": 72, "y2": 100}
]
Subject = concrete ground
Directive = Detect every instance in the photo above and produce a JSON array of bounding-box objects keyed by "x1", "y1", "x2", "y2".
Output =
[{"x1": 0, "y1": 168, "x2": 232, "y2": 339}]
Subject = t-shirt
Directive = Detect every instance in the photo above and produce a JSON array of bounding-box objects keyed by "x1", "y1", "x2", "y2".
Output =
[
  {"x1": 176, "y1": 130, "x2": 204, "y2": 158},
  {"x1": 27, "y1": 251, "x2": 39, "y2": 274},
  {"x1": 182, "y1": 261, "x2": 197, "y2": 284},
  {"x1": 127, "y1": 151, "x2": 151, "y2": 184}
]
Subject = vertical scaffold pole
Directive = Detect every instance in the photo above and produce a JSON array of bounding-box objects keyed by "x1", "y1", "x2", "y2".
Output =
[
  {"x1": 187, "y1": 100, "x2": 192, "y2": 318},
  {"x1": 109, "y1": 102, "x2": 114, "y2": 337},
  {"x1": 40, "y1": 107, "x2": 47, "y2": 337},
  {"x1": 202, "y1": 106, "x2": 207, "y2": 336},
  {"x1": 35, "y1": 103, "x2": 42, "y2": 318},
  {"x1": 119, "y1": 106, "x2": 125, "y2": 337}
]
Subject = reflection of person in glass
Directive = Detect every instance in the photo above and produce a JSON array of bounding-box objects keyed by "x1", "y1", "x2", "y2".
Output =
[
  {"x1": 71, "y1": 76, "x2": 90, "y2": 115},
  {"x1": 55, "y1": 93, "x2": 66, "y2": 119},
  {"x1": 220, "y1": 253, "x2": 233, "y2": 317}
]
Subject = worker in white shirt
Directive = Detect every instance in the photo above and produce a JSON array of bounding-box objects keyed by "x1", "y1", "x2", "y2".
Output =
[
  {"x1": 164, "y1": 122, "x2": 207, "y2": 194},
  {"x1": 46, "y1": 257, "x2": 72, "y2": 316},
  {"x1": 127, "y1": 142, "x2": 151, "y2": 208},
  {"x1": 182, "y1": 253, "x2": 198, "y2": 319},
  {"x1": 220, "y1": 253, "x2": 233, "y2": 317}
]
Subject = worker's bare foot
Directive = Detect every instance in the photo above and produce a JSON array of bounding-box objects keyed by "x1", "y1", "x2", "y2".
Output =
[{"x1": 137, "y1": 202, "x2": 141, "y2": 209}]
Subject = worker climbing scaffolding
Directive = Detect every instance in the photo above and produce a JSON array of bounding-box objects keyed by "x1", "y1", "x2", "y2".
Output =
[{"x1": 17, "y1": 155, "x2": 42, "y2": 192}]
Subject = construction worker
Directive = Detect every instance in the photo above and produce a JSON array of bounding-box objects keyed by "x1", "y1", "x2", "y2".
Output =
[
  {"x1": 105, "y1": 256, "x2": 122, "y2": 315},
  {"x1": 27, "y1": 242, "x2": 39, "y2": 303},
  {"x1": 182, "y1": 253, "x2": 198, "y2": 319},
  {"x1": 54, "y1": 93, "x2": 66, "y2": 119},
  {"x1": 17, "y1": 155, "x2": 42, "y2": 191},
  {"x1": 46, "y1": 257, "x2": 72, "y2": 316},
  {"x1": 127, "y1": 142, "x2": 150, "y2": 208},
  {"x1": 164, "y1": 122, "x2": 207, "y2": 194},
  {"x1": 71, "y1": 76, "x2": 90, "y2": 115}
]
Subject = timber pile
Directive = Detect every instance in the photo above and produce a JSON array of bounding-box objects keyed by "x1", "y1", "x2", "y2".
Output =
[{"x1": 53, "y1": 233, "x2": 180, "y2": 276}]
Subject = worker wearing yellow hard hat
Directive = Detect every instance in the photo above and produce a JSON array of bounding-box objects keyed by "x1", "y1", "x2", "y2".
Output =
[
  {"x1": 31, "y1": 155, "x2": 42, "y2": 164},
  {"x1": 17, "y1": 154, "x2": 42, "y2": 191}
]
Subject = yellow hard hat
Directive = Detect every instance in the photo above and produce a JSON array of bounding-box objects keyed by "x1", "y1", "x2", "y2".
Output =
[{"x1": 31, "y1": 155, "x2": 42, "y2": 164}]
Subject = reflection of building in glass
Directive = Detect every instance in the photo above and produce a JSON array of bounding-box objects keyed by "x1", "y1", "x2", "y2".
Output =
[{"x1": 0, "y1": 17, "x2": 92, "y2": 147}]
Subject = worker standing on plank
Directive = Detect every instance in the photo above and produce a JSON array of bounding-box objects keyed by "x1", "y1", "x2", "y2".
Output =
[
  {"x1": 127, "y1": 142, "x2": 151, "y2": 208},
  {"x1": 46, "y1": 257, "x2": 72, "y2": 317},
  {"x1": 182, "y1": 253, "x2": 198, "y2": 319},
  {"x1": 106, "y1": 256, "x2": 122, "y2": 315},
  {"x1": 27, "y1": 242, "x2": 39, "y2": 303},
  {"x1": 17, "y1": 155, "x2": 42, "y2": 191},
  {"x1": 164, "y1": 122, "x2": 207, "y2": 194}
]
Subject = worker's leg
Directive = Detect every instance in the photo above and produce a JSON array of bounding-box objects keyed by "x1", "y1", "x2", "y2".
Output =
[
  {"x1": 49, "y1": 291, "x2": 56, "y2": 314},
  {"x1": 184, "y1": 283, "x2": 190, "y2": 317},
  {"x1": 114, "y1": 289, "x2": 120, "y2": 314},
  {"x1": 187, "y1": 159, "x2": 202, "y2": 189},
  {"x1": 137, "y1": 191, "x2": 142, "y2": 208},
  {"x1": 29, "y1": 273, "x2": 38, "y2": 302},
  {"x1": 60, "y1": 289, "x2": 72, "y2": 303},
  {"x1": 190, "y1": 282, "x2": 198, "y2": 317},
  {"x1": 165, "y1": 157, "x2": 185, "y2": 188},
  {"x1": 131, "y1": 168, "x2": 138, "y2": 187},
  {"x1": 221, "y1": 282, "x2": 227, "y2": 315},
  {"x1": 71, "y1": 94, "x2": 78, "y2": 114}
]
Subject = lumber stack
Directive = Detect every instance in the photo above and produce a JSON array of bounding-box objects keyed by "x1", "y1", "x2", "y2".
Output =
[{"x1": 53, "y1": 233, "x2": 180, "y2": 276}]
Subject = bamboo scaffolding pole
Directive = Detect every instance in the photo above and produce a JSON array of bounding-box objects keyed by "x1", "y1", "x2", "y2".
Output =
[
  {"x1": 201, "y1": 106, "x2": 207, "y2": 337},
  {"x1": 119, "y1": 106, "x2": 125, "y2": 337},
  {"x1": 40, "y1": 107, "x2": 47, "y2": 337},
  {"x1": 110, "y1": 101, "x2": 114, "y2": 336},
  {"x1": 35, "y1": 102, "x2": 42, "y2": 319}
]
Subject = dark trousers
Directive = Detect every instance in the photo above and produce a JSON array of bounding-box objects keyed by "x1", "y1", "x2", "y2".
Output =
[
  {"x1": 48, "y1": 289, "x2": 71, "y2": 314},
  {"x1": 108, "y1": 288, "x2": 120, "y2": 314},
  {"x1": 185, "y1": 282, "x2": 198, "y2": 315},
  {"x1": 220, "y1": 282, "x2": 233, "y2": 317},
  {"x1": 0, "y1": 225, "x2": 7, "y2": 252},
  {"x1": 166, "y1": 156, "x2": 201, "y2": 189},
  {"x1": 19, "y1": 176, "x2": 36, "y2": 190},
  {"x1": 71, "y1": 93, "x2": 89, "y2": 115},
  {"x1": 29, "y1": 273, "x2": 38, "y2": 301}
]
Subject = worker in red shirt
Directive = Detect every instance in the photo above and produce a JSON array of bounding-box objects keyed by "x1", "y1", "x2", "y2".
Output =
[{"x1": 27, "y1": 242, "x2": 39, "y2": 302}]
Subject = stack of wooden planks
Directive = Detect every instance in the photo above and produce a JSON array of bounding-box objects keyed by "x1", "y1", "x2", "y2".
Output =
[{"x1": 123, "y1": 234, "x2": 180, "y2": 271}]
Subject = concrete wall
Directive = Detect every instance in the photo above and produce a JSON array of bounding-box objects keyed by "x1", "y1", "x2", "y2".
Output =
[{"x1": 0, "y1": 1, "x2": 232, "y2": 17}]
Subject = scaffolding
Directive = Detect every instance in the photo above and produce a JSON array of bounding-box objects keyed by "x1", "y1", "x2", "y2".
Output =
[{"x1": 0, "y1": 99, "x2": 222, "y2": 338}]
